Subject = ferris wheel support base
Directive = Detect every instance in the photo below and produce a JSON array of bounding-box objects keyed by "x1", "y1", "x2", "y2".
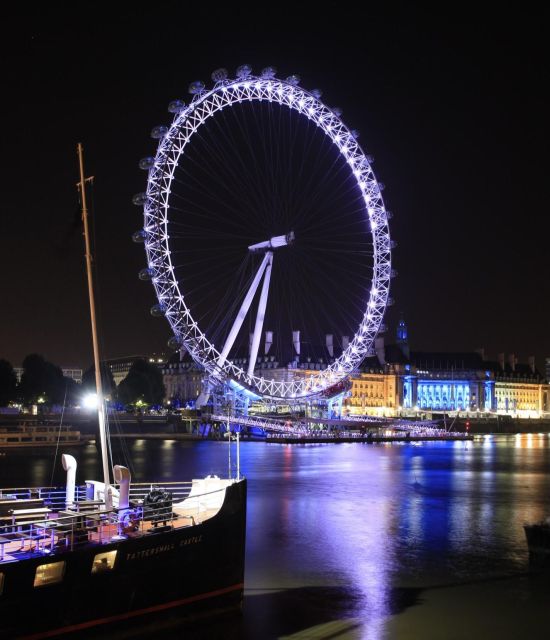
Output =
[{"x1": 196, "y1": 391, "x2": 211, "y2": 409}]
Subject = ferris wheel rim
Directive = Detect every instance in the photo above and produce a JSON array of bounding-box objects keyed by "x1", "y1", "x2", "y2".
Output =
[{"x1": 141, "y1": 72, "x2": 392, "y2": 400}]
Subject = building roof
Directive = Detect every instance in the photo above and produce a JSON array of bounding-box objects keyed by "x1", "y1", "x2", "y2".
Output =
[
  {"x1": 409, "y1": 352, "x2": 485, "y2": 371},
  {"x1": 483, "y1": 360, "x2": 543, "y2": 381}
]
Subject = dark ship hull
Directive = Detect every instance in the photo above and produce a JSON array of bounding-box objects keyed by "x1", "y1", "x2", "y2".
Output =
[
  {"x1": 524, "y1": 521, "x2": 550, "y2": 557},
  {"x1": 0, "y1": 480, "x2": 246, "y2": 639}
]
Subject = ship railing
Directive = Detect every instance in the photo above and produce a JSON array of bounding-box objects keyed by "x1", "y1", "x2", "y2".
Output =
[
  {"x1": 0, "y1": 486, "x2": 87, "y2": 511},
  {"x1": 0, "y1": 483, "x2": 230, "y2": 559}
]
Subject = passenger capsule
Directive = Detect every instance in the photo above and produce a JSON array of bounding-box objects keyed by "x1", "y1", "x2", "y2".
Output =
[
  {"x1": 386, "y1": 210, "x2": 393, "y2": 219},
  {"x1": 378, "y1": 323, "x2": 387, "y2": 333},
  {"x1": 390, "y1": 240, "x2": 398, "y2": 249},
  {"x1": 150, "y1": 304, "x2": 166, "y2": 317},
  {"x1": 138, "y1": 157, "x2": 155, "y2": 171},
  {"x1": 332, "y1": 106, "x2": 343, "y2": 117},
  {"x1": 138, "y1": 267, "x2": 154, "y2": 281},
  {"x1": 285, "y1": 74, "x2": 300, "y2": 85},
  {"x1": 167, "y1": 336, "x2": 182, "y2": 350},
  {"x1": 391, "y1": 269, "x2": 398, "y2": 278},
  {"x1": 168, "y1": 99, "x2": 186, "y2": 114},
  {"x1": 211, "y1": 68, "x2": 228, "y2": 82},
  {"x1": 188, "y1": 80, "x2": 205, "y2": 94},
  {"x1": 378, "y1": 182, "x2": 385, "y2": 191},
  {"x1": 351, "y1": 129, "x2": 360, "y2": 139},
  {"x1": 236, "y1": 64, "x2": 252, "y2": 78},
  {"x1": 260, "y1": 66, "x2": 277, "y2": 79},
  {"x1": 310, "y1": 88, "x2": 322, "y2": 99},
  {"x1": 132, "y1": 192, "x2": 147, "y2": 206},
  {"x1": 132, "y1": 229, "x2": 146, "y2": 243},
  {"x1": 387, "y1": 298, "x2": 395, "y2": 306},
  {"x1": 366, "y1": 155, "x2": 374, "y2": 164},
  {"x1": 151, "y1": 125, "x2": 168, "y2": 139}
]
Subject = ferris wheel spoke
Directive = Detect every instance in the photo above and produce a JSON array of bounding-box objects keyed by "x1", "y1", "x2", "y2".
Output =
[
  {"x1": 206, "y1": 109, "x2": 276, "y2": 222},
  {"x1": 171, "y1": 158, "x2": 262, "y2": 230}
]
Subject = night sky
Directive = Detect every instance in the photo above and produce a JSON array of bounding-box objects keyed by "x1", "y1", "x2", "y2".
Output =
[{"x1": 1, "y1": 4, "x2": 548, "y2": 372}]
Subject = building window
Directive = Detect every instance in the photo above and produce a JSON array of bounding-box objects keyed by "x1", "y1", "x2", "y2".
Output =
[
  {"x1": 34, "y1": 561, "x2": 65, "y2": 587},
  {"x1": 92, "y1": 550, "x2": 118, "y2": 574}
]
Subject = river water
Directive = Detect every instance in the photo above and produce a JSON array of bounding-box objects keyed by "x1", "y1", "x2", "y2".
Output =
[{"x1": 2, "y1": 434, "x2": 550, "y2": 639}]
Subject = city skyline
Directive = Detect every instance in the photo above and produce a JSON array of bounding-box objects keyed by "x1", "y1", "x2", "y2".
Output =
[{"x1": 1, "y1": 5, "x2": 548, "y2": 371}]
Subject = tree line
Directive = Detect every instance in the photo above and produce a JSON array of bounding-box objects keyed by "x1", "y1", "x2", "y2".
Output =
[{"x1": 0, "y1": 354, "x2": 165, "y2": 408}]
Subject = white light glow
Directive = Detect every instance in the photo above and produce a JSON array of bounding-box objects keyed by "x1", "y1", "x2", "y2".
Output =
[{"x1": 83, "y1": 393, "x2": 98, "y2": 410}]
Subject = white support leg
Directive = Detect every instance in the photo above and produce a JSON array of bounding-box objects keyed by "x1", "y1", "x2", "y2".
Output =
[
  {"x1": 247, "y1": 252, "x2": 273, "y2": 377},
  {"x1": 217, "y1": 252, "x2": 271, "y2": 369}
]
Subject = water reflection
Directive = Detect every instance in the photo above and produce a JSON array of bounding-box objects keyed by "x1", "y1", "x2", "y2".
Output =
[{"x1": 2, "y1": 436, "x2": 550, "y2": 638}]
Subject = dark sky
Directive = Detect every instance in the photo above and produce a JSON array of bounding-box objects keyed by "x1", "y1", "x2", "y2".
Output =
[{"x1": 1, "y1": 3, "x2": 548, "y2": 372}]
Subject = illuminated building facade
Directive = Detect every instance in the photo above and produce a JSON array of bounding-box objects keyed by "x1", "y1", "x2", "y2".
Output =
[
  {"x1": 162, "y1": 351, "x2": 203, "y2": 406},
  {"x1": 493, "y1": 354, "x2": 549, "y2": 417},
  {"x1": 159, "y1": 318, "x2": 550, "y2": 418},
  {"x1": 345, "y1": 367, "x2": 398, "y2": 416},
  {"x1": 104, "y1": 355, "x2": 166, "y2": 387},
  {"x1": 359, "y1": 320, "x2": 550, "y2": 418},
  {"x1": 13, "y1": 367, "x2": 83, "y2": 384}
]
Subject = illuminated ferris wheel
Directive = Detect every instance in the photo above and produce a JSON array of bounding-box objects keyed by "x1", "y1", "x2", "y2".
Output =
[{"x1": 133, "y1": 65, "x2": 393, "y2": 401}]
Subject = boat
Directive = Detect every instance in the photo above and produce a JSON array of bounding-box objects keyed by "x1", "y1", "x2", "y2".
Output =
[
  {"x1": 0, "y1": 422, "x2": 88, "y2": 449},
  {"x1": 0, "y1": 145, "x2": 247, "y2": 639},
  {"x1": 524, "y1": 518, "x2": 550, "y2": 557}
]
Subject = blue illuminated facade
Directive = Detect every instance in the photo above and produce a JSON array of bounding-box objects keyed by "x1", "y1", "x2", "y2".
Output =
[
  {"x1": 417, "y1": 380, "x2": 471, "y2": 410},
  {"x1": 409, "y1": 358, "x2": 496, "y2": 412},
  {"x1": 414, "y1": 378, "x2": 496, "y2": 411},
  {"x1": 382, "y1": 320, "x2": 498, "y2": 412},
  {"x1": 403, "y1": 375, "x2": 414, "y2": 409}
]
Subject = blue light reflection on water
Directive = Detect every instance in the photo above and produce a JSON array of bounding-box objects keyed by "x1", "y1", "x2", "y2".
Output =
[{"x1": 2, "y1": 434, "x2": 550, "y2": 639}]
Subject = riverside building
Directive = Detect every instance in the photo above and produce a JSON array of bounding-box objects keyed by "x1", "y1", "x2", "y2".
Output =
[{"x1": 159, "y1": 319, "x2": 550, "y2": 419}]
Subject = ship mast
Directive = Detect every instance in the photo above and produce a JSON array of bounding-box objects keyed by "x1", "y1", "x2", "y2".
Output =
[{"x1": 77, "y1": 143, "x2": 111, "y2": 504}]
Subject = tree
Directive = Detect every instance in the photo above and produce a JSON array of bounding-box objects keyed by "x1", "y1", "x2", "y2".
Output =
[
  {"x1": 118, "y1": 359, "x2": 165, "y2": 407},
  {"x1": 82, "y1": 363, "x2": 116, "y2": 399},
  {"x1": 19, "y1": 354, "x2": 66, "y2": 406},
  {"x1": 62, "y1": 376, "x2": 81, "y2": 407},
  {"x1": 0, "y1": 359, "x2": 17, "y2": 406}
]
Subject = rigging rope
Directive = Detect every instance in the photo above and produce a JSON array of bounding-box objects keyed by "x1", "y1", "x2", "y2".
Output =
[{"x1": 49, "y1": 380, "x2": 68, "y2": 487}]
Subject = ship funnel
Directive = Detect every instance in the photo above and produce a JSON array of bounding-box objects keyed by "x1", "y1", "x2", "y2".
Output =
[
  {"x1": 113, "y1": 465, "x2": 131, "y2": 510},
  {"x1": 62, "y1": 453, "x2": 77, "y2": 508}
]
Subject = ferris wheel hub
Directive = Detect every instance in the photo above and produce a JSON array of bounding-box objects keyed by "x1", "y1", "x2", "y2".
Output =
[{"x1": 248, "y1": 231, "x2": 295, "y2": 252}]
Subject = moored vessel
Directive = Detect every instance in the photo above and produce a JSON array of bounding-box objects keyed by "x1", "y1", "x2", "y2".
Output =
[
  {"x1": 0, "y1": 423, "x2": 87, "y2": 449},
  {"x1": 0, "y1": 144, "x2": 247, "y2": 638},
  {"x1": 524, "y1": 518, "x2": 550, "y2": 556}
]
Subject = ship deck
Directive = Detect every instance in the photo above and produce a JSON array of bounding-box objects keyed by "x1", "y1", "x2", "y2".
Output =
[
  {"x1": 0, "y1": 480, "x2": 230, "y2": 564},
  {"x1": 0, "y1": 506, "x2": 221, "y2": 564}
]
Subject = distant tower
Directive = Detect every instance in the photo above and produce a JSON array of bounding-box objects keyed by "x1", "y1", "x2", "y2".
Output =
[
  {"x1": 396, "y1": 315, "x2": 410, "y2": 359},
  {"x1": 396, "y1": 315, "x2": 408, "y2": 345}
]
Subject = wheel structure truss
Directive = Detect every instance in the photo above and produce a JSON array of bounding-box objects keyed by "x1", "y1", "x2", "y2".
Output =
[{"x1": 140, "y1": 70, "x2": 392, "y2": 401}]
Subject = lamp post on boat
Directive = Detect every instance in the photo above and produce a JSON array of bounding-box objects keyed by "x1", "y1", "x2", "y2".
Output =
[{"x1": 77, "y1": 143, "x2": 112, "y2": 508}]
